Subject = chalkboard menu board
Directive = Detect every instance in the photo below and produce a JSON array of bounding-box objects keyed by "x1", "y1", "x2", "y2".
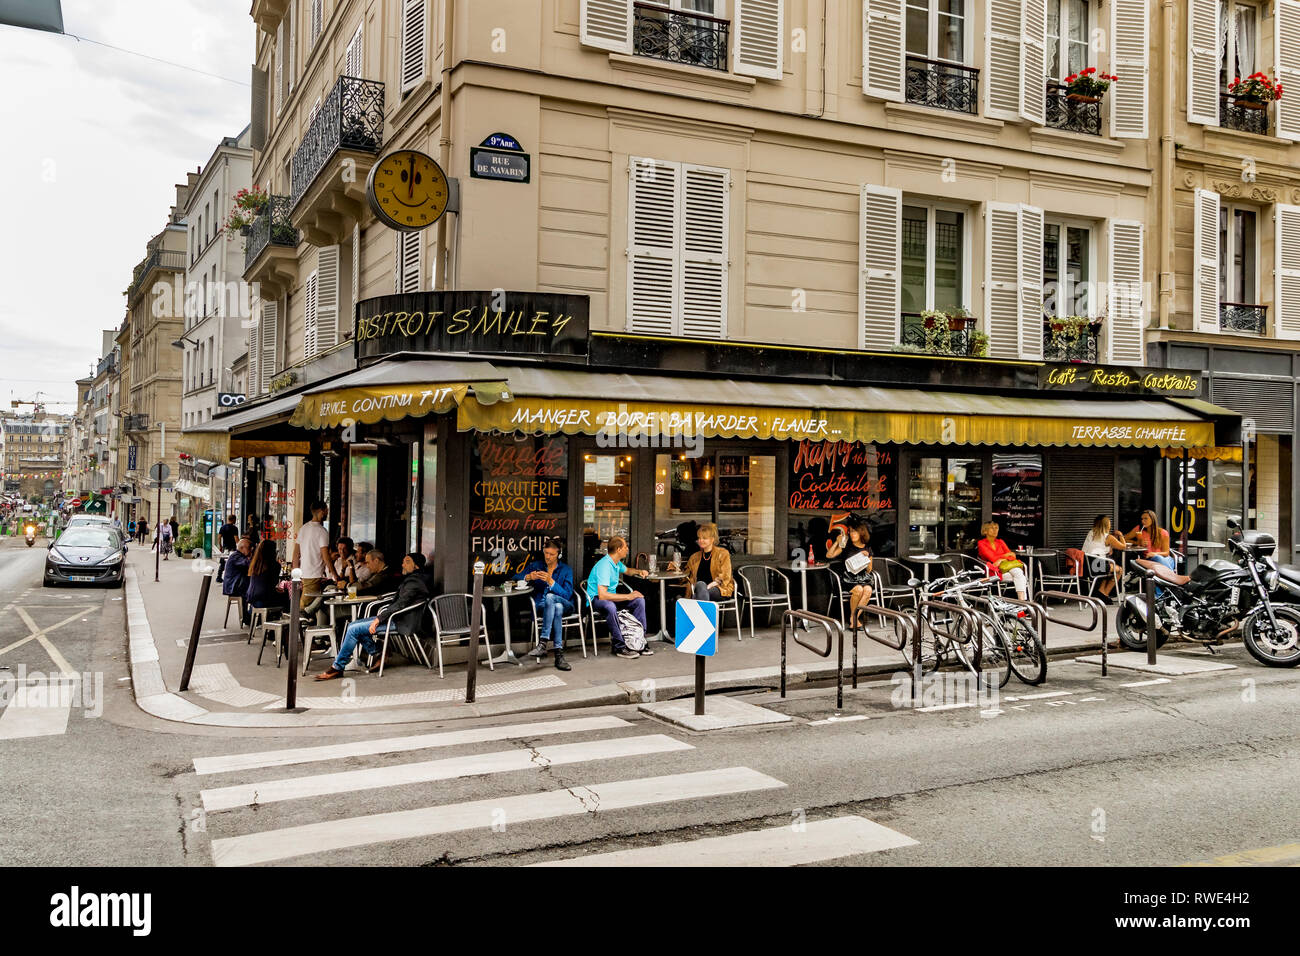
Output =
[
  {"x1": 469, "y1": 434, "x2": 568, "y2": 582},
  {"x1": 787, "y1": 441, "x2": 898, "y2": 558},
  {"x1": 991, "y1": 454, "x2": 1043, "y2": 549}
]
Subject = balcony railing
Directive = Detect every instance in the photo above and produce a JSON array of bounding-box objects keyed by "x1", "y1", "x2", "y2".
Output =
[
  {"x1": 900, "y1": 313, "x2": 979, "y2": 356},
  {"x1": 1043, "y1": 320, "x2": 1102, "y2": 363},
  {"x1": 127, "y1": 249, "x2": 185, "y2": 302},
  {"x1": 290, "y1": 75, "x2": 385, "y2": 210},
  {"x1": 632, "y1": 2, "x2": 729, "y2": 72},
  {"x1": 245, "y1": 195, "x2": 299, "y2": 270},
  {"x1": 1045, "y1": 82, "x2": 1103, "y2": 136},
  {"x1": 125, "y1": 414, "x2": 149, "y2": 433},
  {"x1": 1220, "y1": 93, "x2": 1270, "y2": 136},
  {"x1": 905, "y1": 56, "x2": 978, "y2": 114},
  {"x1": 1220, "y1": 302, "x2": 1267, "y2": 334}
]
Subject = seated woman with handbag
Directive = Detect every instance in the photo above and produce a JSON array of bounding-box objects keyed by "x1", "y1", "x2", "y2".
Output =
[
  {"x1": 977, "y1": 521, "x2": 1028, "y2": 600},
  {"x1": 825, "y1": 517, "x2": 875, "y2": 621}
]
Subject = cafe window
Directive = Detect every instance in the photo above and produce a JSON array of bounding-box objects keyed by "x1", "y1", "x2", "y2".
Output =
[
  {"x1": 349, "y1": 445, "x2": 378, "y2": 546},
  {"x1": 654, "y1": 451, "x2": 776, "y2": 559},
  {"x1": 419, "y1": 422, "x2": 437, "y2": 554},
  {"x1": 909, "y1": 455, "x2": 982, "y2": 553},
  {"x1": 583, "y1": 453, "x2": 633, "y2": 575}
]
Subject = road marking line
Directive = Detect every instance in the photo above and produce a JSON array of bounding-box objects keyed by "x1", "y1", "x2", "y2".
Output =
[
  {"x1": 1003, "y1": 691, "x2": 1073, "y2": 702},
  {"x1": 808, "y1": 715, "x2": 871, "y2": 726},
  {"x1": 531, "y1": 815, "x2": 918, "y2": 867},
  {"x1": 210, "y1": 766, "x2": 787, "y2": 867},
  {"x1": 193, "y1": 715, "x2": 634, "y2": 775},
  {"x1": 201, "y1": 734, "x2": 694, "y2": 812},
  {"x1": 1119, "y1": 678, "x2": 1171, "y2": 688},
  {"x1": 1187, "y1": 842, "x2": 1300, "y2": 867},
  {"x1": 916, "y1": 702, "x2": 980, "y2": 712},
  {"x1": 0, "y1": 683, "x2": 73, "y2": 740},
  {"x1": 0, "y1": 607, "x2": 95, "y2": 672}
]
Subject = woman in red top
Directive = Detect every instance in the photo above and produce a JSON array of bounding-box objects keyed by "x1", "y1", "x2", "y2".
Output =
[{"x1": 977, "y1": 521, "x2": 1028, "y2": 599}]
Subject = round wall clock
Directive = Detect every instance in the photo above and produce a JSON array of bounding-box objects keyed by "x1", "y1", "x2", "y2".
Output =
[{"x1": 365, "y1": 149, "x2": 449, "y2": 231}]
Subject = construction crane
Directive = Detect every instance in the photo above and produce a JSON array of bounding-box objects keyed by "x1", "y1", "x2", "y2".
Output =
[{"x1": 9, "y1": 392, "x2": 75, "y2": 417}]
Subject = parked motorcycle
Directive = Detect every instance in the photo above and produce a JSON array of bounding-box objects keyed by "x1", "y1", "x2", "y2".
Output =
[
  {"x1": 1116, "y1": 528, "x2": 1300, "y2": 667},
  {"x1": 1223, "y1": 518, "x2": 1300, "y2": 606},
  {"x1": 24, "y1": 524, "x2": 36, "y2": 547}
]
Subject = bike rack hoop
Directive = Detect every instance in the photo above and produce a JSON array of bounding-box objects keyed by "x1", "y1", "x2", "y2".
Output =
[
  {"x1": 850, "y1": 603, "x2": 916, "y2": 651},
  {"x1": 1034, "y1": 589, "x2": 1110, "y2": 675}
]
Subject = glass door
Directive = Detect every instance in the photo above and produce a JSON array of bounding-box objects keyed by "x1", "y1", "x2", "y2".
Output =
[
  {"x1": 583, "y1": 453, "x2": 634, "y2": 576},
  {"x1": 908, "y1": 454, "x2": 983, "y2": 553}
]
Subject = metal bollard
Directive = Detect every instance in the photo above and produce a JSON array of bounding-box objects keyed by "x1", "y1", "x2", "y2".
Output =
[
  {"x1": 286, "y1": 570, "x2": 302, "y2": 710},
  {"x1": 1144, "y1": 572, "x2": 1158, "y2": 665},
  {"x1": 466, "y1": 561, "x2": 485, "y2": 704},
  {"x1": 178, "y1": 570, "x2": 213, "y2": 691}
]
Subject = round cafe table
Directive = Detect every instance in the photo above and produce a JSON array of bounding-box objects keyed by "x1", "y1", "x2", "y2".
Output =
[
  {"x1": 774, "y1": 562, "x2": 833, "y2": 629},
  {"x1": 641, "y1": 571, "x2": 686, "y2": 642},
  {"x1": 905, "y1": 554, "x2": 952, "y2": 583},
  {"x1": 481, "y1": 584, "x2": 533, "y2": 666}
]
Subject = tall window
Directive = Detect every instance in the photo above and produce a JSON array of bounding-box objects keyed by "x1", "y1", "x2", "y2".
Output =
[
  {"x1": 1047, "y1": 0, "x2": 1089, "y2": 78},
  {"x1": 1042, "y1": 222, "x2": 1092, "y2": 317},
  {"x1": 906, "y1": 0, "x2": 966, "y2": 62},
  {"x1": 1218, "y1": 206, "x2": 1257, "y2": 304},
  {"x1": 901, "y1": 205, "x2": 966, "y2": 313},
  {"x1": 1219, "y1": 1, "x2": 1258, "y2": 89}
]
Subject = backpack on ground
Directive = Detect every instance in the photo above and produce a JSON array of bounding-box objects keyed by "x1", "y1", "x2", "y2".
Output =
[{"x1": 617, "y1": 609, "x2": 646, "y2": 651}]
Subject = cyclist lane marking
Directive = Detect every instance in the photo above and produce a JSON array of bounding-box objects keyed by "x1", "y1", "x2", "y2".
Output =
[{"x1": 0, "y1": 606, "x2": 96, "y2": 677}]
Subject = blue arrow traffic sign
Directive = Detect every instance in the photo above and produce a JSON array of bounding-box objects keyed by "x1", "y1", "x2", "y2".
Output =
[{"x1": 675, "y1": 599, "x2": 717, "y2": 657}]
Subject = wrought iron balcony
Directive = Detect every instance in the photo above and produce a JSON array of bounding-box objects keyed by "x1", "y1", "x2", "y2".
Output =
[
  {"x1": 124, "y1": 414, "x2": 150, "y2": 433},
  {"x1": 905, "y1": 56, "x2": 978, "y2": 114},
  {"x1": 632, "y1": 2, "x2": 729, "y2": 72},
  {"x1": 1219, "y1": 302, "x2": 1266, "y2": 334},
  {"x1": 1045, "y1": 82, "x2": 1103, "y2": 135},
  {"x1": 127, "y1": 249, "x2": 185, "y2": 303},
  {"x1": 1043, "y1": 320, "x2": 1102, "y2": 363},
  {"x1": 244, "y1": 196, "x2": 299, "y2": 271},
  {"x1": 1220, "y1": 93, "x2": 1270, "y2": 135},
  {"x1": 900, "y1": 312, "x2": 980, "y2": 356},
  {"x1": 290, "y1": 75, "x2": 385, "y2": 210}
]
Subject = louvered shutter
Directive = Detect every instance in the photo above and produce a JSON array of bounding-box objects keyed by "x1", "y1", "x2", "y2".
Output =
[
  {"x1": 1186, "y1": 0, "x2": 1219, "y2": 126},
  {"x1": 352, "y1": 224, "x2": 361, "y2": 319},
  {"x1": 400, "y1": 231, "x2": 421, "y2": 293},
  {"x1": 1277, "y1": 2, "x2": 1300, "y2": 142},
  {"x1": 274, "y1": 22, "x2": 284, "y2": 114},
  {"x1": 248, "y1": 312, "x2": 260, "y2": 396},
  {"x1": 985, "y1": 0, "x2": 1023, "y2": 121},
  {"x1": 308, "y1": 97, "x2": 321, "y2": 127},
  {"x1": 859, "y1": 185, "x2": 902, "y2": 349},
  {"x1": 1108, "y1": 220, "x2": 1145, "y2": 363},
  {"x1": 250, "y1": 66, "x2": 268, "y2": 150},
  {"x1": 986, "y1": 202, "x2": 1022, "y2": 359},
  {"x1": 733, "y1": 0, "x2": 783, "y2": 80},
  {"x1": 1275, "y1": 204, "x2": 1300, "y2": 340},
  {"x1": 304, "y1": 270, "x2": 319, "y2": 359},
  {"x1": 863, "y1": 0, "x2": 905, "y2": 102},
  {"x1": 1110, "y1": 0, "x2": 1149, "y2": 137},
  {"x1": 1019, "y1": 0, "x2": 1047, "y2": 124},
  {"x1": 346, "y1": 24, "x2": 363, "y2": 77},
  {"x1": 260, "y1": 300, "x2": 279, "y2": 392},
  {"x1": 681, "y1": 165, "x2": 729, "y2": 338},
  {"x1": 316, "y1": 245, "x2": 340, "y2": 353},
  {"x1": 287, "y1": 1, "x2": 295, "y2": 92},
  {"x1": 580, "y1": 0, "x2": 632, "y2": 53},
  {"x1": 628, "y1": 158, "x2": 678, "y2": 335},
  {"x1": 1192, "y1": 188, "x2": 1220, "y2": 333},
  {"x1": 311, "y1": 0, "x2": 323, "y2": 45},
  {"x1": 1019, "y1": 204, "x2": 1045, "y2": 359},
  {"x1": 401, "y1": 0, "x2": 427, "y2": 94}
]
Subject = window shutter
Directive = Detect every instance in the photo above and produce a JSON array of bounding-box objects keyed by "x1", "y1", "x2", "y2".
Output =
[
  {"x1": 346, "y1": 24, "x2": 363, "y2": 77},
  {"x1": 287, "y1": 1, "x2": 295, "y2": 92},
  {"x1": 1275, "y1": 205, "x2": 1300, "y2": 339},
  {"x1": 1277, "y1": 2, "x2": 1300, "y2": 142},
  {"x1": 985, "y1": 202, "x2": 1022, "y2": 359},
  {"x1": 1186, "y1": 0, "x2": 1219, "y2": 126},
  {"x1": 274, "y1": 22, "x2": 284, "y2": 114},
  {"x1": 1192, "y1": 188, "x2": 1220, "y2": 333},
  {"x1": 396, "y1": 230, "x2": 421, "y2": 294},
  {"x1": 304, "y1": 270, "x2": 319, "y2": 359},
  {"x1": 311, "y1": 0, "x2": 323, "y2": 46},
  {"x1": 985, "y1": 0, "x2": 1023, "y2": 122},
  {"x1": 1108, "y1": 220, "x2": 1145, "y2": 363},
  {"x1": 316, "y1": 245, "x2": 340, "y2": 353},
  {"x1": 1018, "y1": 204, "x2": 1045, "y2": 359},
  {"x1": 858, "y1": 184, "x2": 902, "y2": 350},
  {"x1": 681, "y1": 165, "x2": 729, "y2": 338},
  {"x1": 309, "y1": 97, "x2": 321, "y2": 127},
  {"x1": 863, "y1": 0, "x2": 906, "y2": 102},
  {"x1": 628, "y1": 158, "x2": 679, "y2": 335},
  {"x1": 401, "y1": 0, "x2": 427, "y2": 94},
  {"x1": 352, "y1": 223, "x2": 361, "y2": 316},
  {"x1": 247, "y1": 312, "x2": 258, "y2": 395},
  {"x1": 1019, "y1": 0, "x2": 1047, "y2": 125},
  {"x1": 250, "y1": 66, "x2": 268, "y2": 150},
  {"x1": 1110, "y1": 0, "x2": 1149, "y2": 137},
  {"x1": 733, "y1": 0, "x2": 783, "y2": 80},
  {"x1": 260, "y1": 300, "x2": 279, "y2": 392},
  {"x1": 580, "y1": 0, "x2": 633, "y2": 54}
]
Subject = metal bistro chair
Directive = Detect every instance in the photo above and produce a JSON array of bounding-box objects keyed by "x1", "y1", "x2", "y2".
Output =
[
  {"x1": 874, "y1": 557, "x2": 919, "y2": 611},
  {"x1": 943, "y1": 551, "x2": 1005, "y2": 595},
  {"x1": 246, "y1": 605, "x2": 274, "y2": 644},
  {"x1": 576, "y1": 578, "x2": 644, "y2": 655},
  {"x1": 223, "y1": 593, "x2": 245, "y2": 629},
  {"x1": 735, "y1": 565, "x2": 790, "y2": 641},
  {"x1": 428, "y1": 593, "x2": 494, "y2": 679},
  {"x1": 1035, "y1": 550, "x2": 1081, "y2": 598},
  {"x1": 827, "y1": 559, "x2": 885, "y2": 631},
  {"x1": 369, "y1": 601, "x2": 430, "y2": 676},
  {"x1": 523, "y1": 594, "x2": 589, "y2": 660}
]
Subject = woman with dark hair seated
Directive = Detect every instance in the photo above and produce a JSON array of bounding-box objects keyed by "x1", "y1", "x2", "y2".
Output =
[
  {"x1": 245, "y1": 540, "x2": 289, "y2": 620},
  {"x1": 825, "y1": 517, "x2": 875, "y2": 620}
]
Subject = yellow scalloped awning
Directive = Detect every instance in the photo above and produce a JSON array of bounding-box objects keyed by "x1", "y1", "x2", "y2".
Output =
[
  {"x1": 1161, "y1": 445, "x2": 1244, "y2": 461},
  {"x1": 290, "y1": 381, "x2": 511, "y2": 429}
]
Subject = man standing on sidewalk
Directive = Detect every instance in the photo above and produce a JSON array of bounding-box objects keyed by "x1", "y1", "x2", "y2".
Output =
[{"x1": 293, "y1": 501, "x2": 336, "y2": 619}]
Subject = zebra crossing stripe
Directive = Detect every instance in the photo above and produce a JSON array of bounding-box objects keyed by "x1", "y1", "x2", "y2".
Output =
[
  {"x1": 531, "y1": 815, "x2": 918, "y2": 866},
  {"x1": 192, "y1": 715, "x2": 633, "y2": 775},
  {"x1": 0, "y1": 686, "x2": 72, "y2": 740},
  {"x1": 210, "y1": 766, "x2": 786, "y2": 867},
  {"x1": 201, "y1": 734, "x2": 694, "y2": 812}
]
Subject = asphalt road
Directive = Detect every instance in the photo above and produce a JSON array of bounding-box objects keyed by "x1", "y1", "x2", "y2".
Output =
[{"x1": 1, "y1": 531, "x2": 1298, "y2": 870}]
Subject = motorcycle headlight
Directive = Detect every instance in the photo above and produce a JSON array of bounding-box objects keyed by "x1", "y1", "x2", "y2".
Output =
[{"x1": 1267, "y1": 570, "x2": 1280, "y2": 591}]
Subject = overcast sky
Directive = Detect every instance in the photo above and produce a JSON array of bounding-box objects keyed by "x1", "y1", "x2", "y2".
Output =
[{"x1": 0, "y1": 0, "x2": 252, "y2": 413}]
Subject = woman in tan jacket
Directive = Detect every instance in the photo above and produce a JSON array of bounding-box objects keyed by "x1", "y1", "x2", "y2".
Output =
[{"x1": 681, "y1": 522, "x2": 734, "y2": 601}]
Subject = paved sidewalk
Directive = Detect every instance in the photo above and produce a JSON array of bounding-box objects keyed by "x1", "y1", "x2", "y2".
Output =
[{"x1": 122, "y1": 548, "x2": 1121, "y2": 728}]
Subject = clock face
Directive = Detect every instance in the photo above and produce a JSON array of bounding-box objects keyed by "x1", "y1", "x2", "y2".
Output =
[{"x1": 366, "y1": 150, "x2": 449, "y2": 231}]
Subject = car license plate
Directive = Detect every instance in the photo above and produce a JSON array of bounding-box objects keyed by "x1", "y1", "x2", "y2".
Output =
[{"x1": 68, "y1": 575, "x2": 95, "y2": 583}]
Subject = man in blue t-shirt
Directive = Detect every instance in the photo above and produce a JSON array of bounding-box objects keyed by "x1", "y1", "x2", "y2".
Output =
[
  {"x1": 514, "y1": 538, "x2": 576, "y2": 671},
  {"x1": 587, "y1": 536, "x2": 650, "y2": 659}
]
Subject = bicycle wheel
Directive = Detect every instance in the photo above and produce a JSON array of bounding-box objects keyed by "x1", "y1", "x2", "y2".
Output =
[
  {"x1": 901, "y1": 622, "x2": 944, "y2": 675},
  {"x1": 955, "y1": 618, "x2": 1011, "y2": 689},
  {"x1": 1001, "y1": 611, "x2": 1047, "y2": 685}
]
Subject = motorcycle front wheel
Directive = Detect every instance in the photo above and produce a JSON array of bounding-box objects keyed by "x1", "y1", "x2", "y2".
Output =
[
  {"x1": 1116, "y1": 604, "x2": 1169, "y2": 651},
  {"x1": 1243, "y1": 605, "x2": 1300, "y2": 667}
]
